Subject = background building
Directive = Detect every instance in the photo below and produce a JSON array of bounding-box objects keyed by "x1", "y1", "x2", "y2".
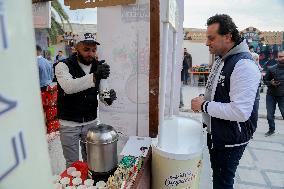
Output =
[{"x1": 183, "y1": 27, "x2": 284, "y2": 66}]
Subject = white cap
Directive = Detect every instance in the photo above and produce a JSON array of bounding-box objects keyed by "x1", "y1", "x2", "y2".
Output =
[{"x1": 77, "y1": 33, "x2": 100, "y2": 45}]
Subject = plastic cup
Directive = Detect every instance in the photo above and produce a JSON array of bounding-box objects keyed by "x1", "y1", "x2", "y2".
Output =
[
  {"x1": 53, "y1": 183, "x2": 62, "y2": 189},
  {"x1": 52, "y1": 175, "x2": 61, "y2": 184},
  {"x1": 60, "y1": 177, "x2": 70, "y2": 186},
  {"x1": 72, "y1": 177, "x2": 82, "y2": 186},
  {"x1": 86, "y1": 186, "x2": 97, "y2": 189},
  {"x1": 71, "y1": 170, "x2": 81, "y2": 178},
  {"x1": 67, "y1": 167, "x2": 77, "y2": 176},
  {"x1": 65, "y1": 186, "x2": 76, "y2": 189},
  {"x1": 84, "y1": 179, "x2": 95, "y2": 187},
  {"x1": 77, "y1": 185, "x2": 87, "y2": 189},
  {"x1": 95, "y1": 181, "x2": 106, "y2": 189}
]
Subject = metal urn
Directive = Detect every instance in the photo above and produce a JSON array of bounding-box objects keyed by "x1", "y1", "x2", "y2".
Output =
[{"x1": 86, "y1": 124, "x2": 119, "y2": 173}]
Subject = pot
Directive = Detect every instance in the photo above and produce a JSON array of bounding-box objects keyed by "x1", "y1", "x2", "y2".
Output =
[{"x1": 86, "y1": 124, "x2": 118, "y2": 173}]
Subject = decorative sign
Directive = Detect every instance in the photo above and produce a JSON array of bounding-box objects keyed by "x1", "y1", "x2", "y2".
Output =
[
  {"x1": 0, "y1": 95, "x2": 17, "y2": 116},
  {"x1": 0, "y1": 0, "x2": 52, "y2": 188},
  {"x1": 32, "y1": 1, "x2": 51, "y2": 28},
  {"x1": 65, "y1": 0, "x2": 136, "y2": 10},
  {"x1": 0, "y1": 0, "x2": 8, "y2": 51},
  {"x1": 0, "y1": 131, "x2": 26, "y2": 182},
  {"x1": 121, "y1": 3, "x2": 149, "y2": 23},
  {"x1": 165, "y1": 170, "x2": 197, "y2": 187}
]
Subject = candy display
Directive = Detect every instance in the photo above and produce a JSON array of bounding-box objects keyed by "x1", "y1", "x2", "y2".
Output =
[
  {"x1": 53, "y1": 156, "x2": 145, "y2": 189},
  {"x1": 52, "y1": 135, "x2": 150, "y2": 189},
  {"x1": 106, "y1": 156, "x2": 144, "y2": 189},
  {"x1": 41, "y1": 84, "x2": 60, "y2": 134}
]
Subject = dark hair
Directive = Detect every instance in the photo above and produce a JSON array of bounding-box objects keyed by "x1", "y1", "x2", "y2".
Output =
[
  {"x1": 36, "y1": 45, "x2": 42, "y2": 52},
  {"x1": 58, "y1": 50, "x2": 63, "y2": 53},
  {"x1": 207, "y1": 14, "x2": 241, "y2": 43},
  {"x1": 249, "y1": 45, "x2": 254, "y2": 50}
]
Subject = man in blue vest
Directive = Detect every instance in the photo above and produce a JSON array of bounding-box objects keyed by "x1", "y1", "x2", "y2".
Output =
[
  {"x1": 55, "y1": 33, "x2": 117, "y2": 168},
  {"x1": 191, "y1": 14, "x2": 260, "y2": 189}
]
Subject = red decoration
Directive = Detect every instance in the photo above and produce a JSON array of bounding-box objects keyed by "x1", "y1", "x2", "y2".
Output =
[
  {"x1": 41, "y1": 84, "x2": 60, "y2": 134},
  {"x1": 60, "y1": 161, "x2": 89, "y2": 186}
]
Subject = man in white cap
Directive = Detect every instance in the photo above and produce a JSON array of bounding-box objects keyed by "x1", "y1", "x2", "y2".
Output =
[{"x1": 55, "y1": 33, "x2": 117, "y2": 168}]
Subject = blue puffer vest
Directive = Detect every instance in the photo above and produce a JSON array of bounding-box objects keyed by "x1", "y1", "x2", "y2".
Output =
[{"x1": 210, "y1": 52, "x2": 259, "y2": 149}]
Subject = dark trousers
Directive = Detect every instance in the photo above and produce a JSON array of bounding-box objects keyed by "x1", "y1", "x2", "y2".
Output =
[
  {"x1": 181, "y1": 69, "x2": 189, "y2": 84},
  {"x1": 207, "y1": 134, "x2": 246, "y2": 189},
  {"x1": 266, "y1": 94, "x2": 284, "y2": 130}
]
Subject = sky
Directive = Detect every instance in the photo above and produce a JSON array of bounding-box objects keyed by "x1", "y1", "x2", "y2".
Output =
[
  {"x1": 59, "y1": 0, "x2": 284, "y2": 31},
  {"x1": 58, "y1": 0, "x2": 98, "y2": 24},
  {"x1": 184, "y1": 0, "x2": 284, "y2": 31}
]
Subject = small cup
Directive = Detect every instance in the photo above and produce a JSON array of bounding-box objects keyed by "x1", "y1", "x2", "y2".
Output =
[
  {"x1": 72, "y1": 177, "x2": 82, "y2": 186},
  {"x1": 84, "y1": 179, "x2": 95, "y2": 187},
  {"x1": 52, "y1": 175, "x2": 61, "y2": 184},
  {"x1": 86, "y1": 186, "x2": 97, "y2": 189},
  {"x1": 77, "y1": 185, "x2": 87, "y2": 189},
  {"x1": 67, "y1": 167, "x2": 77, "y2": 176},
  {"x1": 60, "y1": 177, "x2": 70, "y2": 186},
  {"x1": 71, "y1": 170, "x2": 81, "y2": 178},
  {"x1": 96, "y1": 181, "x2": 107, "y2": 189},
  {"x1": 65, "y1": 186, "x2": 76, "y2": 189},
  {"x1": 53, "y1": 182, "x2": 62, "y2": 189}
]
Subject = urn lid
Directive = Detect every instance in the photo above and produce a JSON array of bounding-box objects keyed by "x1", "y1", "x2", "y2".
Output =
[{"x1": 86, "y1": 124, "x2": 118, "y2": 144}]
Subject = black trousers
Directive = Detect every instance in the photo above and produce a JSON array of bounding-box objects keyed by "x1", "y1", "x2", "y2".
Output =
[{"x1": 207, "y1": 134, "x2": 246, "y2": 189}]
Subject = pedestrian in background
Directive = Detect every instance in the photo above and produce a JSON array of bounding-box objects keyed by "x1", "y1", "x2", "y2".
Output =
[
  {"x1": 36, "y1": 45, "x2": 53, "y2": 91},
  {"x1": 263, "y1": 50, "x2": 284, "y2": 136},
  {"x1": 181, "y1": 48, "x2": 192, "y2": 85}
]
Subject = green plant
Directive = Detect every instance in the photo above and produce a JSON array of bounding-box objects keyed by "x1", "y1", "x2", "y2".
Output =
[{"x1": 49, "y1": 0, "x2": 72, "y2": 44}]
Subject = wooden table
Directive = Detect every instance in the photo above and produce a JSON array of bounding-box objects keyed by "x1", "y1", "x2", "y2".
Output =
[
  {"x1": 132, "y1": 148, "x2": 152, "y2": 189},
  {"x1": 188, "y1": 71, "x2": 210, "y2": 86}
]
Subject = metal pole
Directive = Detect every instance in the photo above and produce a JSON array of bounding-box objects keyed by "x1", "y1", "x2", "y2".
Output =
[
  {"x1": 169, "y1": 31, "x2": 177, "y2": 118},
  {"x1": 158, "y1": 22, "x2": 169, "y2": 148}
]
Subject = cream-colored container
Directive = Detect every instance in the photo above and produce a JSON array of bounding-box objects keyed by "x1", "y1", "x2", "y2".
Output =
[{"x1": 152, "y1": 116, "x2": 203, "y2": 189}]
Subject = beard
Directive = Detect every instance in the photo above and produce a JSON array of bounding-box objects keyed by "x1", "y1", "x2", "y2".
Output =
[{"x1": 77, "y1": 52, "x2": 95, "y2": 65}]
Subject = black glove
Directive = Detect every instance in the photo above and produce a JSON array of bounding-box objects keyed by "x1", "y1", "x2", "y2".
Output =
[
  {"x1": 104, "y1": 89, "x2": 117, "y2": 105},
  {"x1": 94, "y1": 63, "x2": 110, "y2": 80}
]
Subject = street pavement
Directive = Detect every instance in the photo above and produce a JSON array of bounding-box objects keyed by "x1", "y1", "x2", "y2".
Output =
[{"x1": 180, "y1": 85, "x2": 284, "y2": 189}]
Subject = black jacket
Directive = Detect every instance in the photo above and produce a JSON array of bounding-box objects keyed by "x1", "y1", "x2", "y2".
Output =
[
  {"x1": 57, "y1": 55, "x2": 100, "y2": 123},
  {"x1": 264, "y1": 63, "x2": 284, "y2": 96}
]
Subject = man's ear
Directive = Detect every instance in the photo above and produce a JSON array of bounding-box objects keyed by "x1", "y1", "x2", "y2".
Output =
[{"x1": 224, "y1": 33, "x2": 233, "y2": 42}]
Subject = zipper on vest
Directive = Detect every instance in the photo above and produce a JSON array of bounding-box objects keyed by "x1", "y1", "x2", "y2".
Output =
[{"x1": 237, "y1": 122, "x2": 242, "y2": 133}]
